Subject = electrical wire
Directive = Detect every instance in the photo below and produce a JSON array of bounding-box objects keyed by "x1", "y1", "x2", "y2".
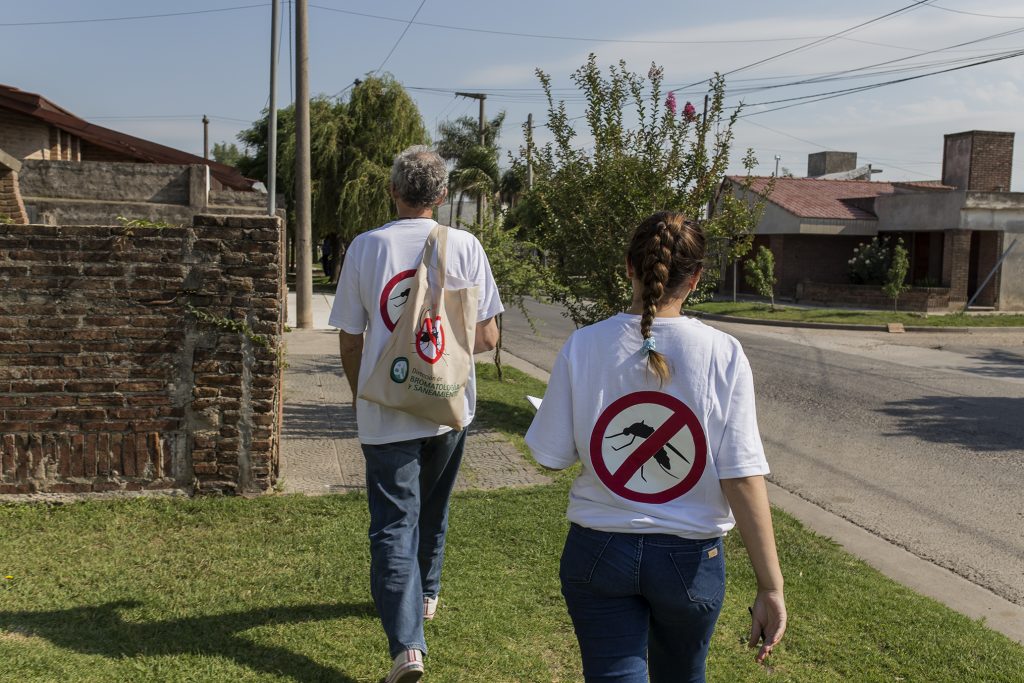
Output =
[
  {"x1": 0, "y1": 3, "x2": 268, "y2": 27},
  {"x1": 673, "y1": 0, "x2": 937, "y2": 91},
  {"x1": 372, "y1": 0, "x2": 427, "y2": 75},
  {"x1": 928, "y1": 3, "x2": 1024, "y2": 20},
  {"x1": 308, "y1": 4, "x2": 822, "y2": 44}
]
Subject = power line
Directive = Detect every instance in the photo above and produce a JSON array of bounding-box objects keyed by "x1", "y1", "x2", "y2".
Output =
[
  {"x1": 308, "y1": 4, "x2": 825, "y2": 44},
  {"x1": 741, "y1": 47, "x2": 1024, "y2": 117},
  {"x1": 928, "y1": 3, "x2": 1024, "y2": 20},
  {"x1": 674, "y1": 0, "x2": 937, "y2": 91},
  {"x1": 372, "y1": 0, "x2": 427, "y2": 75},
  {"x1": 0, "y1": 3, "x2": 268, "y2": 27}
]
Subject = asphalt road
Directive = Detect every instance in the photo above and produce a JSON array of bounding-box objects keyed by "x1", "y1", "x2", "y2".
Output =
[{"x1": 500, "y1": 299, "x2": 1024, "y2": 606}]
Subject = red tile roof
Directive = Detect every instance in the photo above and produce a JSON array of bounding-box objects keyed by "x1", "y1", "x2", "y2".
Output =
[
  {"x1": 728, "y1": 176, "x2": 901, "y2": 221},
  {"x1": 0, "y1": 84, "x2": 256, "y2": 191}
]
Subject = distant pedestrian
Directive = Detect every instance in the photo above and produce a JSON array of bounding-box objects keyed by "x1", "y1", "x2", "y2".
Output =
[
  {"x1": 321, "y1": 233, "x2": 337, "y2": 280},
  {"x1": 526, "y1": 211, "x2": 786, "y2": 682},
  {"x1": 329, "y1": 145, "x2": 503, "y2": 683}
]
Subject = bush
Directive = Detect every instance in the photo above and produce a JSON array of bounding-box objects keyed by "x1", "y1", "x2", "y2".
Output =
[
  {"x1": 849, "y1": 236, "x2": 897, "y2": 285},
  {"x1": 744, "y1": 246, "x2": 777, "y2": 309}
]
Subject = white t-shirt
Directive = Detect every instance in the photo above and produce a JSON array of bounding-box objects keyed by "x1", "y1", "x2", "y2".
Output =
[
  {"x1": 525, "y1": 313, "x2": 769, "y2": 539},
  {"x1": 329, "y1": 218, "x2": 504, "y2": 445}
]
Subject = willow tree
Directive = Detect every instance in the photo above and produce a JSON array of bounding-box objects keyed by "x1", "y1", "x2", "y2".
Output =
[
  {"x1": 238, "y1": 75, "x2": 429, "y2": 280},
  {"x1": 517, "y1": 55, "x2": 765, "y2": 326}
]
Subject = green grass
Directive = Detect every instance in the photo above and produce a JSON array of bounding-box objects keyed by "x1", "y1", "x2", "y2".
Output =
[
  {"x1": 688, "y1": 301, "x2": 1024, "y2": 327},
  {"x1": 1, "y1": 367, "x2": 1022, "y2": 681}
]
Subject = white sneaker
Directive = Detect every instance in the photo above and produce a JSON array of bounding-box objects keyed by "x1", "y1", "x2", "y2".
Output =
[
  {"x1": 385, "y1": 649, "x2": 423, "y2": 683},
  {"x1": 423, "y1": 595, "x2": 439, "y2": 621}
]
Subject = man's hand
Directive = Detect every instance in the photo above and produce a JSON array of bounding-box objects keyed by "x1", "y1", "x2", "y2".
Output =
[
  {"x1": 474, "y1": 317, "x2": 499, "y2": 353},
  {"x1": 339, "y1": 331, "x2": 364, "y2": 400}
]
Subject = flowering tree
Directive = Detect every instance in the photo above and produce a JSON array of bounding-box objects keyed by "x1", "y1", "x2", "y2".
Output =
[{"x1": 515, "y1": 54, "x2": 763, "y2": 327}]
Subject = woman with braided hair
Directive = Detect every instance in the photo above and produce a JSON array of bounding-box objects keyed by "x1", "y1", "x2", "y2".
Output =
[{"x1": 526, "y1": 211, "x2": 786, "y2": 682}]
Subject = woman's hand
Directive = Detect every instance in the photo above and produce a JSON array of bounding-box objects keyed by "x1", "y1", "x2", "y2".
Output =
[{"x1": 749, "y1": 588, "x2": 787, "y2": 663}]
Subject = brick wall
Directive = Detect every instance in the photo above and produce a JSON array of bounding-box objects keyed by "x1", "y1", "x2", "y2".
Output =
[
  {"x1": 969, "y1": 132, "x2": 1014, "y2": 192},
  {"x1": 0, "y1": 215, "x2": 285, "y2": 496},
  {"x1": 797, "y1": 281, "x2": 951, "y2": 312},
  {"x1": 0, "y1": 170, "x2": 28, "y2": 225},
  {"x1": 943, "y1": 229, "x2": 972, "y2": 304},
  {"x1": 0, "y1": 110, "x2": 49, "y2": 161}
]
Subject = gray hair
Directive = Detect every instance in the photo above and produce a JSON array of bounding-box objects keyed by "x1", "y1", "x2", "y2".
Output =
[{"x1": 390, "y1": 145, "x2": 448, "y2": 208}]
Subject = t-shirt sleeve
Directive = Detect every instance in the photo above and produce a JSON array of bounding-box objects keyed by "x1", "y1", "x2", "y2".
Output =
[
  {"x1": 328, "y1": 241, "x2": 368, "y2": 334},
  {"x1": 525, "y1": 344, "x2": 578, "y2": 469},
  {"x1": 471, "y1": 237, "x2": 505, "y2": 322},
  {"x1": 712, "y1": 344, "x2": 770, "y2": 479}
]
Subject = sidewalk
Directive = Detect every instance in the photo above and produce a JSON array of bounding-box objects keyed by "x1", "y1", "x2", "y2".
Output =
[{"x1": 277, "y1": 318, "x2": 549, "y2": 495}]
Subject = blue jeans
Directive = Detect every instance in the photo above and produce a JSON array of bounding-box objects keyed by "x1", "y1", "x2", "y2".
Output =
[
  {"x1": 560, "y1": 523, "x2": 726, "y2": 683},
  {"x1": 362, "y1": 429, "x2": 467, "y2": 658}
]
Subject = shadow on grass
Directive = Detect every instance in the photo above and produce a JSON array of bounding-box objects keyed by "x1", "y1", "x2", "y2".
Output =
[
  {"x1": 879, "y1": 396, "x2": 1024, "y2": 452},
  {"x1": 0, "y1": 601, "x2": 375, "y2": 682}
]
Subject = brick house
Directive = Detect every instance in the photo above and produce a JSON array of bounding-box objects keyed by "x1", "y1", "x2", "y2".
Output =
[
  {"x1": 0, "y1": 84, "x2": 265, "y2": 225},
  {"x1": 726, "y1": 131, "x2": 1024, "y2": 311}
]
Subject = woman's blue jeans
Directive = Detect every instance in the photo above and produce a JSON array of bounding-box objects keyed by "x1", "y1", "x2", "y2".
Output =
[
  {"x1": 362, "y1": 429, "x2": 467, "y2": 658},
  {"x1": 560, "y1": 523, "x2": 726, "y2": 683}
]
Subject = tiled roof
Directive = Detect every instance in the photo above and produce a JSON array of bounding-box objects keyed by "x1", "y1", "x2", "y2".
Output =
[
  {"x1": 728, "y1": 176, "x2": 901, "y2": 221},
  {"x1": 0, "y1": 84, "x2": 255, "y2": 191}
]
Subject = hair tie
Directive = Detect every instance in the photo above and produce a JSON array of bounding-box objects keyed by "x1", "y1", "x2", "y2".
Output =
[{"x1": 642, "y1": 336, "x2": 657, "y2": 354}]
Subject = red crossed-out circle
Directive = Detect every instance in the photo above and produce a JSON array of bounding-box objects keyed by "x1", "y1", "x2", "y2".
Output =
[
  {"x1": 589, "y1": 391, "x2": 707, "y2": 504},
  {"x1": 415, "y1": 315, "x2": 446, "y2": 364},
  {"x1": 379, "y1": 269, "x2": 416, "y2": 332}
]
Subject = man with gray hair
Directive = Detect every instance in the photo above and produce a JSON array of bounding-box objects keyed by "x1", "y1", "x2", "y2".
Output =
[{"x1": 330, "y1": 145, "x2": 502, "y2": 682}]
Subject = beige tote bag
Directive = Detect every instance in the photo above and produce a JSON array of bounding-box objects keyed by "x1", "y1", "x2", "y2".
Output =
[{"x1": 359, "y1": 224, "x2": 478, "y2": 430}]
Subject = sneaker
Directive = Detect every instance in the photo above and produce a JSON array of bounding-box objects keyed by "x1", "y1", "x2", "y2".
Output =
[
  {"x1": 385, "y1": 649, "x2": 423, "y2": 683},
  {"x1": 423, "y1": 595, "x2": 439, "y2": 621}
]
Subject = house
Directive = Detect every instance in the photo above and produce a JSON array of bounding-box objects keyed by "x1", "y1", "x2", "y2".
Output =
[
  {"x1": 727, "y1": 131, "x2": 1024, "y2": 311},
  {"x1": 0, "y1": 83, "x2": 267, "y2": 226}
]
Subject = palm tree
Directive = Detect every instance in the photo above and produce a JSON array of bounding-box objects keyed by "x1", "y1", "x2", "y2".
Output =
[{"x1": 435, "y1": 113, "x2": 505, "y2": 225}]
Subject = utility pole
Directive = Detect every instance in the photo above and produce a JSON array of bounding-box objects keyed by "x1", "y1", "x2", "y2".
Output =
[
  {"x1": 294, "y1": 0, "x2": 313, "y2": 328},
  {"x1": 268, "y1": 0, "x2": 279, "y2": 216},
  {"x1": 202, "y1": 115, "x2": 209, "y2": 160},
  {"x1": 455, "y1": 91, "x2": 487, "y2": 223},
  {"x1": 526, "y1": 112, "x2": 534, "y2": 190}
]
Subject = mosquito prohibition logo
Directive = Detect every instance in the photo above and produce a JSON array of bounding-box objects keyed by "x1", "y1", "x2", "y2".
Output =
[
  {"x1": 415, "y1": 315, "x2": 445, "y2": 364},
  {"x1": 589, "y1": 391, "x2": 707, "y2": 504},
  {"x1": 379, "y1": 269, "x2": 416, "y2": 332}
]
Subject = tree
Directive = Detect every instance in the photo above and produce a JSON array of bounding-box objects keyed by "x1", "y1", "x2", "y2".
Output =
[
  {"x1": 212, "y1": 142, "x2": 243, "y2": 168},
  {"x1": 517, "y1": 55, "x2": 764, "y2": 327},
  {"x1": 467, "y1": 216, "x2": 554, "y2": 379},
  {"x1": 237, "y1": 75, "x2": 429, "y2": 281},
  {"x1": 883, "y1": 239, "x2": 910, "y2": 312},
  {"x1": 435, "y1": 113, "x2": 505, "y2": 224},
  {"x1": 744, "y1": 245, "x2": 777, "y2": 310}
]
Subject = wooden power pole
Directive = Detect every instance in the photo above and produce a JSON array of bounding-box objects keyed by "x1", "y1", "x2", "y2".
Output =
[
  {"x1": 268, "y1": 0, "x2": 279, "y2": 217},
  {"x1": 294, "y1": 0, "x2": 313, "y2": 328},
  {"x1": 455, "y1": 91, "x2": 487, "y2": 223}
]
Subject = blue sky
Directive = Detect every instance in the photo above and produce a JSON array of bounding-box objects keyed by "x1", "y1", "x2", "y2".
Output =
[{"x1": 4, "y1": 1, "x2": 1023, "y2": 188}]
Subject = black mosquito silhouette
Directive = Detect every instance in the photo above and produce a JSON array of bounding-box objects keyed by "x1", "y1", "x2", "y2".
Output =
[
  {"x1": 390, "y1": 288, "x2": 411, "y2": 305},
  {"x1": 605, "y1": 420, "x2": 690, "y2": 482}
]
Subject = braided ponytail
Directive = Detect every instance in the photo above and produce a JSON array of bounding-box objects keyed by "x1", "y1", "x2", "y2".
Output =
[{"x1": 627, "y1": 211, "x2": 706, "y2": 386}]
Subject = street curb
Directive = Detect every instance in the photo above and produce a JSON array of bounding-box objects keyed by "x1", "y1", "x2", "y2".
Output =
[
  {"x1": 687, "y1": 310, "x2": 1024, "y2": 334},
  {"x1": 767, "y1": 483, "x2": 1024, "y2": 645},
  {"x1": 497, "y1": 349, "x2": 1024, "y2": 646}
]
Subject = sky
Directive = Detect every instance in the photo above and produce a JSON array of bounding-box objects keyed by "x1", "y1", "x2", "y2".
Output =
[{"x1": 3, "y1": 1, "x2": 1024, "y2": 189}]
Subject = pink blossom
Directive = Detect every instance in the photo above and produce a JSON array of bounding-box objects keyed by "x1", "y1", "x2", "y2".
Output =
[
  {"x1": 683, "y1": 101, "x2": 697, "y2": 122},
  {"x1": 665, "y1": 91, "x2": 677, "y2": 116}
]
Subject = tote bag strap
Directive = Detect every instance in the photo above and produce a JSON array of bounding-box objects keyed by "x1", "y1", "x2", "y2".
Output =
[{"x1": 421, "y1": 223, "x2": 449, "y2": 314}]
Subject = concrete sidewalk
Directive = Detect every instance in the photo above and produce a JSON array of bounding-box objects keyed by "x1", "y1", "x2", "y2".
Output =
[{"x1": 277, "y1": 328, "x2": 549, "y2": 495}]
